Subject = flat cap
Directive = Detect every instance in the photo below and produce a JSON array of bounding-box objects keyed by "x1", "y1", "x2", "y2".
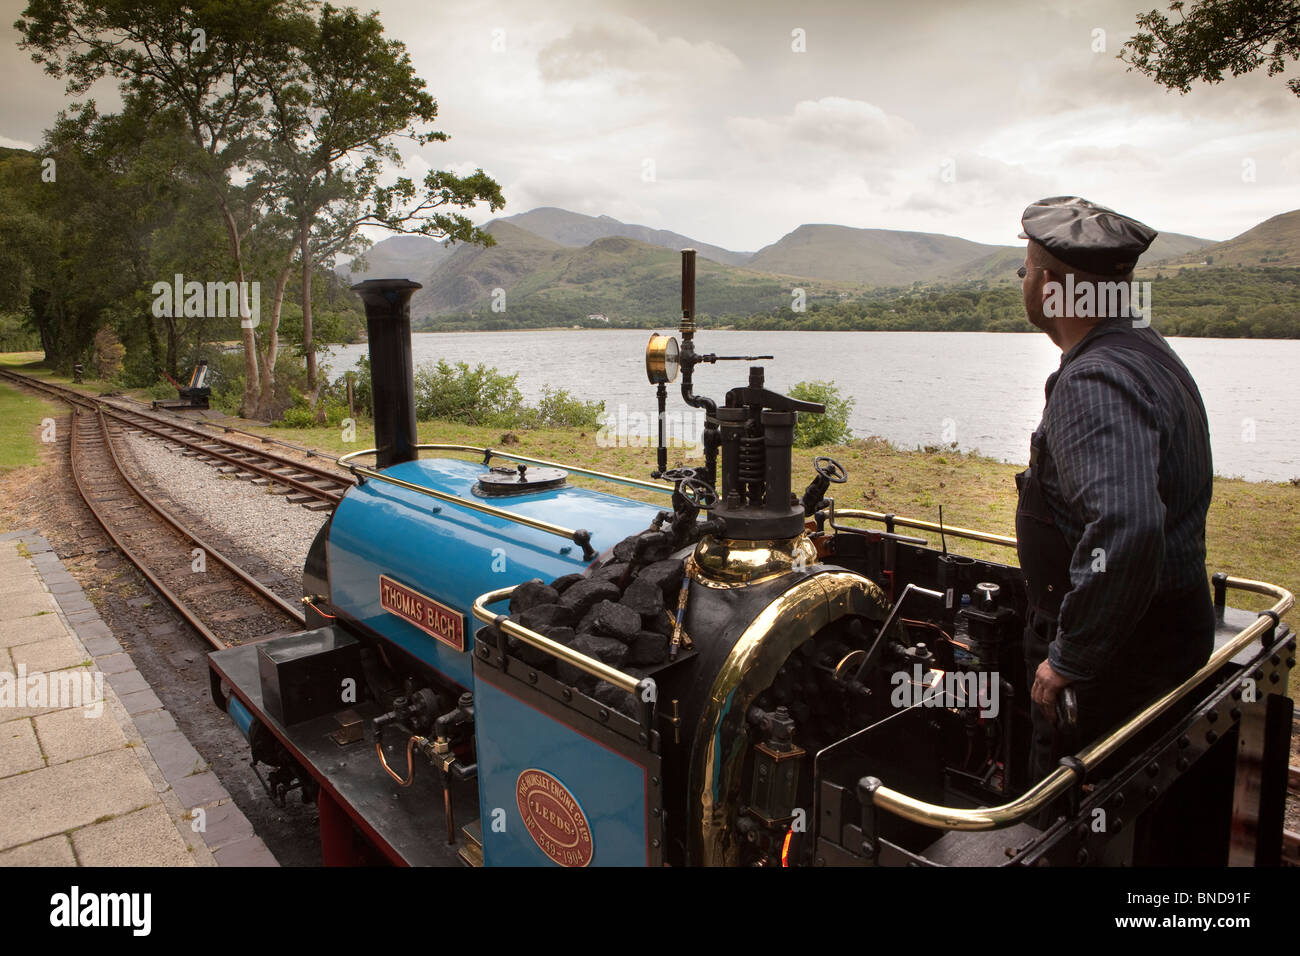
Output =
[{"x1": 1019, "y1": 196, "x2": 1157, "y2": 276}]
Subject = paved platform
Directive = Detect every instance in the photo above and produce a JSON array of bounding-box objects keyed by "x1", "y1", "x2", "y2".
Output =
[{"x1": 0, "y1": 530, "x2": 276, "y2": 866}]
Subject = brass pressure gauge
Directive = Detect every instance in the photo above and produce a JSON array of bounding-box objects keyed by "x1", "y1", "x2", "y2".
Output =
[{"x1": 645, "y1": 333, "x2": 680, "y2": 384}]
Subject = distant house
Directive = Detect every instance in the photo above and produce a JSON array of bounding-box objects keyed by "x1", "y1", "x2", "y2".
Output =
[{"x1": 587, "y1": 313, "x2": 610, "y2": 323}]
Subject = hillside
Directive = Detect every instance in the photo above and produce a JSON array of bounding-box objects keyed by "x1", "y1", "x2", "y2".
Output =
[
  {"x1": 498, "y1": 206, "x2": 752, "y2": 267},
  {"x1": 746, "y1": 224, "x2": 1018, "y2": 285},
  {"x1": 336, "y1": 205, "x2": 1295, "y2": 330},
  {"x1": 410, "y1": 221, "x2": 569, "y2": 318},
  {"x1": 341, "y1": 233, "x2": 453, "y2": 283},
  {"x1": 1142, "y1": 230, "x2": 1216, "y2": 264},
  {"x1": 413, "y1": 230, "x2": 818, "y2": 329},
  {"x1": 1159, "y1": 210, "x2": 1300, "y2": 269}
]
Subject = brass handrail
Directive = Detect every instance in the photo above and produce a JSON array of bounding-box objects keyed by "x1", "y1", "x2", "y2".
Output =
[
  {"x1": 338, "y1": 444, "x2": 674, "y2": 495},
  {"x1": 471, "y1": 586, "x2": 643, "y2": 694},
  {"x1": 832, "y1": 508, "x2": 1018, "y2": 549},
  {"x1": 865, "y1": 576, "x2": 1293, "y2": 830},
  {"x1": 337, "y1": 453, "x2": 597, "y2": 559}
]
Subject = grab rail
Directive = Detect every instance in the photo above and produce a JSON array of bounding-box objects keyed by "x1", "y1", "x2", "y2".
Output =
[
  {"x1": 471, "y1": 585, "x2": 657, "y2": 736},
  {"x1": 862, "y1": 575, "x2": 1293, "y2": 831},
  {"x1": 831, "y1": 507, "x2": 1018, "y2": 549},
  {"x1": 338, "y1": 450, "x2": 598, "y2": 560},
  {"x1": 338, "y1": 444, "x2": 674, "y2": 495}
]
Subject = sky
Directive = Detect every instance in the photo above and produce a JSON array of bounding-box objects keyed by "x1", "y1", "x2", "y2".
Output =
[{"x1": 2, "y1": 0, "x2": 1296, "y2": 252}]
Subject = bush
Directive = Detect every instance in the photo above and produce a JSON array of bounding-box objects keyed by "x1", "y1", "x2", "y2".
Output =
[
  {"x1": 277, "y1": 396, "x2": 319, "y2": 429},
  {"x1": 316, "y1": 356, "x2": 605, "y2": 431},
  {"x1": 206, "y1": 350, "x2": 248, "y2": 414},
  {"x1": 519, "y1": 386, "x2": 605, "y2": 429},
  {"x1": 789, "y1": 380, "x2": 855, "y2": 448},
  {"x1": 414, "y1": 360, "x2": 523, "y2": 426},
  {"x1": 343, "y1": 356, "x2": 372, "y2": 416},
  {"x1": 92, "y1": 328, "x2": 126, "y2": 381},
  {"x1": 146, "y1": 378, "x2": 179, "y2": 400}
]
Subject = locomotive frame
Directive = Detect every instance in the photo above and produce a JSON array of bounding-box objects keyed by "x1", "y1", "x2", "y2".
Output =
[{"x1": 207, "y1": 260, "x2": 1295, "y2": 868}]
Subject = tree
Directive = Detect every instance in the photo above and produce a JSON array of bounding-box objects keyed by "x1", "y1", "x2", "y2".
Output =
[
  {"x1": 255, "y1": 3, "x2": 502, "y2": 407},
  {"x1": 16, "y1": 1, "x2": 501, "y2": 420},
  {"x1": 44, "y1": 100, "x2": 218, "y2": 379},
  {"x1": 17, "y1": 0, "x2": 312, "y2": 413},
  {"x1": 1120, "y1": 0, "x2": 1300, "y2": 96},
  {"x1": 92, "y1": 327, "x2": 125, "y2": 378}
]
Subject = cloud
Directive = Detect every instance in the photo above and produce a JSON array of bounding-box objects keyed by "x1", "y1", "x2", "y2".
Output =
[
  {"x1": 726, "y1": 97, "x2": 915, "y2": 157},
  {"x1": 503, "y1": 167, "x2": 660, "y2": 224},
  {"x1": 1058, "y1": 143, "x2": 1159, "y2": 170},
  {"x1": 897, "y1": 192, "x2": 960, "y2": 215},
  {"x1": 538, "y1": 16, "x2": 741, "y2": 93}
]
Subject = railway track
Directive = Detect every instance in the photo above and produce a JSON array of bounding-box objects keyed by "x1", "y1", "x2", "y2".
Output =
[
  {"x1": 68, "y1": 404, "x2": 306, "y2": 650},
  {"x1": 0, "y1": 367, "x2": 352, "y2": 509}
]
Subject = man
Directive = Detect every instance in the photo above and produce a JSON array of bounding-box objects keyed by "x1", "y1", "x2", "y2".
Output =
[{"x1": 1014, "y1": 196, "x2": 1215, "y2": 789}]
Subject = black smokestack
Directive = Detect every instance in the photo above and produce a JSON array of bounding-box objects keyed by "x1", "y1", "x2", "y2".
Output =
[{"x1": 351, "y1": 278, "x2": 422, "y2": 469}]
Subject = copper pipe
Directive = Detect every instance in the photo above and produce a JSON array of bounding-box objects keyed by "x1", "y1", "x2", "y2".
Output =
[{"x1": 376, "y1": 736, "x2": 422, "y2": 787}]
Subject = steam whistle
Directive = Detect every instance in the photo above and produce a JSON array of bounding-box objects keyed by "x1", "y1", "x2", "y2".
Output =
[
  {"x1": 644, "y1": 249, "x2": 837, "y2": 543},
  {"x1": 646, "y1": 250, "x2": 773, "y2": 481}
]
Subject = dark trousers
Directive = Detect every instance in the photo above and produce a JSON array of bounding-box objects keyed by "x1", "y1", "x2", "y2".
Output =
[{"x1": 1022, "y1": 581, "x2": 1215, "y2": 822}]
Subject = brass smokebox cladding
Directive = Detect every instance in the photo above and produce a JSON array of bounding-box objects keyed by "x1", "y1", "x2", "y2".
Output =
[
  {"x1": 689, "y1": 571, "x2": 889, "y2": 866},
  {"x1": 691, "y1": 534, "x2": 818, "y2": 588}
]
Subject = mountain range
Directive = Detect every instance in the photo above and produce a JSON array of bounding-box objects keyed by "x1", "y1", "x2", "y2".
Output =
[{"x1": 341, "y1": 205, "x2": 1294, "y2": 325}]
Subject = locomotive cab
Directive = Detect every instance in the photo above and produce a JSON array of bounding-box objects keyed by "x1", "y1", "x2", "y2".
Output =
[{"x1": 208, "y1": 257, "x2": 1294, "y2": 868}]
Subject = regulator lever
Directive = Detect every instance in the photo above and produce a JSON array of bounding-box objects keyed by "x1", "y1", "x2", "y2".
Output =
[{"x1": 694, "y1": 353, "x2": 774, "y2": 364}]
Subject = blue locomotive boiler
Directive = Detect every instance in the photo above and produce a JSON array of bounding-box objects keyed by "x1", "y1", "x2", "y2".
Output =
[{"x1": 208, "y1": 259, "x2": 1295, "y2": 868}]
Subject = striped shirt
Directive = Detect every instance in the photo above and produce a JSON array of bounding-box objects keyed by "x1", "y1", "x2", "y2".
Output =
[{"x1": 1032, "y1": 317, "x2": 1213, "y2": 681}]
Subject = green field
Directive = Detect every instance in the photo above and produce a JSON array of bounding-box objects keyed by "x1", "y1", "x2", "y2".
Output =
[
  {"x1": 261, "y1": 415, "x2": 1298, "y2": 692},
  {"x1": 0, "y1": 380, "x2": 60, "y2": 471},
  {"x1": 254, "y1": 415, "x2": 1299, "y2": 615},
  {"x1": 1, "y1": 350, "x2": 1294, "y2": 687}
]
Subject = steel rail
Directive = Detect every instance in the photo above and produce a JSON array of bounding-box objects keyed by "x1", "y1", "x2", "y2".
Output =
[
  {"x1": 67, "y1": 405, "x2": 304, "y2": 651},
  {"x1": 0, "y1": 368, "x2": 348, "y2": 505},
  {"x1": 106, "y1": 405, "x2": 351, "y2": 486},
  {"x1": 69, "y1": 407, "x2": 224, "y2": 651},
  {"x1": 99, "y1": 406, "x2": 346, "y2": 505},
  {"x1": 93, "y1": 407, "x2": 307, "y2": 626}
]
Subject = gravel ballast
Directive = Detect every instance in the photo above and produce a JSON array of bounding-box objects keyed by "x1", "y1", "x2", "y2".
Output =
[{"x1": 120, "y1": 431, "x2": 328, "y2": 589}]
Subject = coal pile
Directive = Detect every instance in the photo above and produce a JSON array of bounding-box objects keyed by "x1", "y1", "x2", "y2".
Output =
[{"x1": 484, "y1": 532, "x2": 685, "y2": 719}]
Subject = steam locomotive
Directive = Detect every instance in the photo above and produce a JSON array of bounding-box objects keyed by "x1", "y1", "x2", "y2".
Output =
[{"x1": 208, "y1": 254, "x2": 1295, "y2": 867}]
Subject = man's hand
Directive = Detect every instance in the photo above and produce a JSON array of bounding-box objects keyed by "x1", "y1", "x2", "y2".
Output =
[{"x1": 1031, "y1": 658, "x2": 1073, "y2": 724}]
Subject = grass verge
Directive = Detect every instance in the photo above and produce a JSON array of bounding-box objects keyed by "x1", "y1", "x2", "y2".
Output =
[
  {"x1": 250, "y1": 416, "x2": 1299, "y2": 608},
  {"x1": 0, "y1": 381, "x2": 61, "y2": 471}
]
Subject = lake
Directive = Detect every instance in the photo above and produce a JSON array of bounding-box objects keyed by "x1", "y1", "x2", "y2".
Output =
[{"x1": 325, "y1": 330, "x2": 1300, "y2": 483}]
